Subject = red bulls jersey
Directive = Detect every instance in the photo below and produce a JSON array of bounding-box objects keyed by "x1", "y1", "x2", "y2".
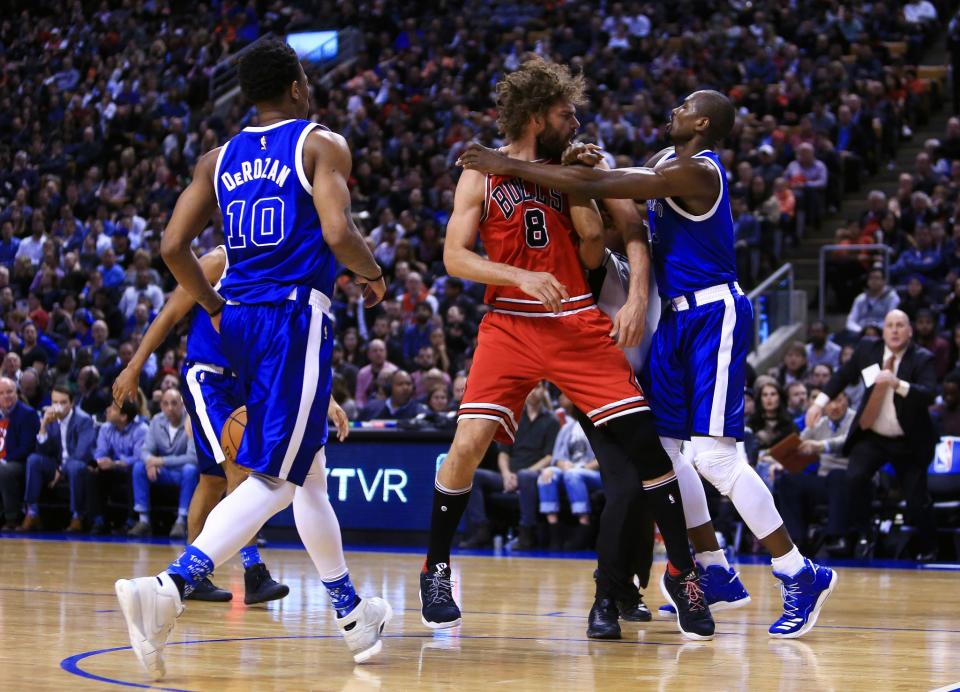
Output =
[{"x1": 479, "y1": 167, "x2": 594, "y2": 316}]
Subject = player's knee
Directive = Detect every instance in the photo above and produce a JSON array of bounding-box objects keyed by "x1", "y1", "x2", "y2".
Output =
[
  {"x1": 603, "y1": 413, "x2": 672, "y2": 478},
  {"x1": 251, "y1": 472, "x2": 296, "y2": 511},
  {"x1": 690, "y1": 436, "x2": 746, "y2": 496},
  {"x1": 447, "y1": 420, "x2": 497, "y2": 471}
]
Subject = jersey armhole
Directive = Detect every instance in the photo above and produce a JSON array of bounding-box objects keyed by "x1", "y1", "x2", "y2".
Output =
[
  {"x1": 662, "y1": 153, "x2": 725, "y2": 222},
  {"x1": 479, "y1": 173, "x2": 491, "y2": 224},
  {"x1": 295, "y1": 123, "x2": 322, "y2": 195},
  {"x1": 212, "y1": 142, "x2": 230, "y2": 206}
]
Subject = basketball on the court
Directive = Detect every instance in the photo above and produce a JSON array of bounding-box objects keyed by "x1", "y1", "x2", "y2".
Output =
[{"x1": 220, "y1": 406, "x2": 247, "y2": 462}]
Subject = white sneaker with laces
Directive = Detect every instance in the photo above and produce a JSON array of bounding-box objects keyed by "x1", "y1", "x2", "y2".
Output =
[
  {"x1": 115, "y1": 572, "x2": 184, "y2": 679},
  {"x1": 336, "y1": 596, "x2": 392, "y2": 663}
]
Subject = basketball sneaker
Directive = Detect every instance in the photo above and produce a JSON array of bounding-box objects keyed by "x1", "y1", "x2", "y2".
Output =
[
  {"x1": 658, "y1": 564, "x2": 751, "y2": 617},
  {"x1": 336, "y1": 596, "x2": 392, "y2": 663},
  {"x1": 659, "y1": 568, "x2": 715, "y2": 641},
  {"x1": 186, "y1": 576, "x2": 232, "y2": 602},
  {"x1": 114, "y1": 572, "x2": 184, "y2": 680},
  {"x1": 617, "y1": 594, "x2": 652, "y2": 622},
  {"x1": 586, "y1": 597, "x2": 621, "y2": 639},
  {"x1": 768, "y1": 559, "x2": 837, "y2": 639},
  {"x1": 419, "y1": 562, "x2": 461, "y2": 628},
  {"x1": 243, "y1": 563, "x2": 290, "y2": 605}
]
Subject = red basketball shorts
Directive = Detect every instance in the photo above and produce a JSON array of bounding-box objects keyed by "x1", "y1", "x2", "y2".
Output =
[{"x1": 458, "y1": 308, "x2": 650, "y2": 443}]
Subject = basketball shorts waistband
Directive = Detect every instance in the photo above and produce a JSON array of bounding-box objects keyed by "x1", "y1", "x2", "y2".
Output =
[
  {"x1": 226, "y1": 286, "x2": 332, "y2": 317},
  {"x1": 183, "y1": 361, "x2": 237, "y2": 379},
  {"x1": 669, "y1": 282, "x2": 743, "y2": 311},
  {"x1": 488, "y1": 292, "x2": 596, "y2": 317}
]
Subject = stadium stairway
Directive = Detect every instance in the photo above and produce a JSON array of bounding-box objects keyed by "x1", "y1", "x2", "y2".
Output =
[{"x1": 782, "y1": 39, "x2": 952, "y2": 329}]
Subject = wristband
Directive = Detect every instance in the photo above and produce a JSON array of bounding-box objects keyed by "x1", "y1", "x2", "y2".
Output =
[{"x1": 208, "y1": 298, "x2": 226, "y2": 317}]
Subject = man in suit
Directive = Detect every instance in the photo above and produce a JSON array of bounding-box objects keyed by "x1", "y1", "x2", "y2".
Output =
[
  {"x1": 0, "y1": 376, "x2": 40, "y2": 528},
  {"x1": 82, "y1": 320, "x2": 118, "y2": 373},
  {"x1": 18, "y1": 384, "x2": 97, "y2": 531},
  {"x1": 806, "y1": 309, "x2": 938, "y2": 559},
  {"x1": 358, "y1": 370, "x2": 426, "y2": 421}
]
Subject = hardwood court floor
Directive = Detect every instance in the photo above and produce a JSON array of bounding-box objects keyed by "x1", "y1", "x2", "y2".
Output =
[{"x1": 1, "y1": 537, "x2": 958, "y2": 691}]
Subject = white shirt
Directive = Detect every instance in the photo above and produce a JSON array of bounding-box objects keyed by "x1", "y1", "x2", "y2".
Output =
[
  {"x1": 59, "y1": 410, "x2": 73, "y2": 463},
  {"x1": 870, "y1": 346, "x2": 911, "y2": 438},
  {"x1": 814, "y1": 345, "x2": 912, "y2": 438},
  {"x1": 38, "y1": 409, "x2": 73, "y2": 463}
]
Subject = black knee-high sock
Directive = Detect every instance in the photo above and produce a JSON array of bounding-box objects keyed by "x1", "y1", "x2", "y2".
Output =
[
  {"x1": 643, "y1": 474, "x2": 694, "y2": 573},
  {"x1": 425, "y1": 481, "x2": 472, "y2": 570}
]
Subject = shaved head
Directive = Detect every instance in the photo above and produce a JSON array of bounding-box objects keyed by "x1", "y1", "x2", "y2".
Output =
[{"x1": 691, "y1": 90, "x2": 736, "y2": 141}]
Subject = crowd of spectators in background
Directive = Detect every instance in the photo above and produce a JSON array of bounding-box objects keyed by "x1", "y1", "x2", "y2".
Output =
[{"x1": 0, "y1": 0, "x2": 952, "y2": 551}]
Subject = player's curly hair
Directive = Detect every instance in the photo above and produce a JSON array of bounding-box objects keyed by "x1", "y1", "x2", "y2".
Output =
[
  {"x1": 495, "y1": 56, "x2": 587, "y2": 142},
  {"x1": 238, "y1": 39, "x2": 302, "y2": 104}
]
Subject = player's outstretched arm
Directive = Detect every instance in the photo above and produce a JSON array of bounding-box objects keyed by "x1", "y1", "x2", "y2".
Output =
[
  {"x1": 160, "y1": 150, "x2": 226, "y2": 317},
  {"x1": 444, "y1": 169, "x2": 569, "y2": 313},
  {"x1": 458, "y1": 143, "x2": 716, "y2": 202},
  {"x1": 113, "y1": 248, "x2": 226, "y2": 405},
  {"x1": 569, "y1": 195, "x2": 604, "y2": 270},
  {"x1": 308, "y1": 130, "x2": 386, "y2": 307}
]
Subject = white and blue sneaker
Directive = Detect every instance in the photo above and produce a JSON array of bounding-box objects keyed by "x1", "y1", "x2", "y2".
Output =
[
  {"x1": 769, "y1": 559, "x2": 837, "y2": 639},
  {"x1": 658, "y1": 564, "x2": 751, "y2": 617}
]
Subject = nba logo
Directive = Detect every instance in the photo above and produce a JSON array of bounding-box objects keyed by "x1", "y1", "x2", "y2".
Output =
[{"x1": 931, "y1": 436, "x2": 960, "y2": 474}]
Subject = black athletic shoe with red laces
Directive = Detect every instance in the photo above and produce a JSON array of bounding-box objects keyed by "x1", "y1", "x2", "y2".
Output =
[{"x1": 660, "y1": 568, "x2": 715, "y2": 640}]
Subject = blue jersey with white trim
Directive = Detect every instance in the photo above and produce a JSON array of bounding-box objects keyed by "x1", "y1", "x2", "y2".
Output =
[
  {"x1": 215, "y1": 119, "x2": 336, "y2": 304},
  {"x1": 645, "y1": 148, "x2": 737, "y2": 299},
  {"x1": 185, "y1": 246, "x2": 230, "y2": 368}
]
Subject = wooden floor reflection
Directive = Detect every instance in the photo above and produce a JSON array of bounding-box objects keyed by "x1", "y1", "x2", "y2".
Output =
[{"x1": 1, "y1": 537, "x2": 958, "y2": 691}]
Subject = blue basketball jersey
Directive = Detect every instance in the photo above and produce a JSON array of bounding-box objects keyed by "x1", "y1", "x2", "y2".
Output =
[
  {"x1": 645, "y1": 148, "x2": 737, "y2": 299},
  {"x1": 214, "y1": 119, "x2": 336, "y2": 304},
  {"x1": 185, "y1": 245, "x2": 229, "y2": 368}
]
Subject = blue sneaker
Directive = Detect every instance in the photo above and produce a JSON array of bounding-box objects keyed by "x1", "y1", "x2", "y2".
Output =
[
  {"x1": 768, "y1": 559, "x2": 837, "y2": 639},
  {"x1": 658, "y1": 564, "x2": 751, "y2": 617}
]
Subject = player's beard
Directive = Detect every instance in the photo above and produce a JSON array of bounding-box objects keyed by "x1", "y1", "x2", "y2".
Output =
[{"x1": 536, "y1": 125, "x2": 571, "y2": 161}]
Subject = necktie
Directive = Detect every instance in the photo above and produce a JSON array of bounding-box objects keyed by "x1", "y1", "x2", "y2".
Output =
[{"x1": 859, "y1": 355, "x2": 896, "y2": 430}]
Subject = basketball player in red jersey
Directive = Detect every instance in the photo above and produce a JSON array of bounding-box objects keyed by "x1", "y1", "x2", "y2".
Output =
[{"x1": 419, "y1": 57, "x2": 714, "y2": 640}]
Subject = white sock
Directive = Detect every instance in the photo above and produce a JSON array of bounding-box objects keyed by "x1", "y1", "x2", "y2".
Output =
[
  {"x1": 293, "y1": 450, "x2": 349, "y2": 581},
  {"x1": 771, "y1": 545, "x2": 806, "y2": 577},
  {"x1": 193, "y1": 474, "x2": 295, "y2": 567},
  {"x1": 727, "y1": 461, "x2": 785, "y2": 541},
  {"x1": 139, "y1": 513, "x2": 150, "y2": 523},
  {"x1": 660, "y1": 436, "x2": 711, "y2": 528},
  {"x1": 175, "y1": 512, "x2": 187, "y2": 523},
  {"x1": 696, "y1": 549, "x2": 730, "y2": 570}
]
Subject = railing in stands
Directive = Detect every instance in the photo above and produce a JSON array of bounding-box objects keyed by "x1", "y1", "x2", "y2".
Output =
[
  {"x1": 747, "y1": 262, "x2": 793, "y2": 352},
  {"x1": 818, "y1": 244, "x2": 895, "y2": 322},
  {"x1": 208, "y1": 29, "x2": 364, "y2": 106}
]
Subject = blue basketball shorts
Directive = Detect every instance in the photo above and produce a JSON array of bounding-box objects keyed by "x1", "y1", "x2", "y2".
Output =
[
  {"x1": 220, "y1": 287, "x2": 334, "y2": 486},
  {"x1": 642, "y1": 283, "x2": 752, "y2": 441},
  {"x1": 180, "y1": 362, "x2": 245, "y2": 478}
]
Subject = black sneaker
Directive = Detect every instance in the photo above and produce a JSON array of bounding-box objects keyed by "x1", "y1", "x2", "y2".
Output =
[
  {"x1": 659, "y1": 568, "x2": 715, "y2": 640},
  {"x1": 244, "y1": 563, "x2": 290, "y2": 605},
  {"x1": 186, "y1": 577, "x2": 233, "y2": 602},
  {"x1": 586, "y1": 597, "x2": 621, "y2": 639},
  {"x1": 420, "y1": 562, "x2": 461, "y2": 629},
  {"x1": 616, "y1": 594, "x2": 652, "y2": 622}
]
